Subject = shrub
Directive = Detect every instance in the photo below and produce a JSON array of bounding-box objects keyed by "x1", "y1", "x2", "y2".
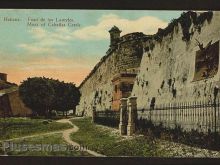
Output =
[
  {"x1": 136, "y1": 118, "x2": 220, "y2": 150},
  {"x1": 42, "y1": 120, "x2": 49, "y2": 124},
  {"x1": 160, "y1": 80, "x2": 165, "y2": 89}
]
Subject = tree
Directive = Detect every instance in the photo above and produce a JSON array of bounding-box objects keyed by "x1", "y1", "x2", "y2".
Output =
[
  {"x1": 19, "y1": 77, "x2": 55, "y2": 116},
  {"x1": 19, "y1": 77, "x2": 81, "y2": 118},
  {"x1": 51, "y1": 80, "x2": 67, "y2": 116},
  {"x1": 65, "y1": 83, "x2": 81, "y2": 115},
  {"x1": 52, "y1": 81, "x2": 81, "y2": 117}
]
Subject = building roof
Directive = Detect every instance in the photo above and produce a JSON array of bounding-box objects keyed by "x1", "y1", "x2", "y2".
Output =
[
  {"x1": 0, "y1": 72, "x2": 7, "y2": 75},
  {"x1": 109, "y1": 26, "x2": 121, "y2": 32}
]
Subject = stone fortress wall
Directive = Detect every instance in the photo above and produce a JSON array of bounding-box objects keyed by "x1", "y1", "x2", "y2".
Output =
[
  {"x1": 77, "y1": 11, "x2": 220, "y2": 127},
  {"x1": 132, "y1": 11, "x2": 220, "y2": 109},
  {"x1": 77, "y1": 30, "x2": 148, "y2": 116},
  {"x1": 131, "y1": 11, "x2": 220, "y2": 132}
]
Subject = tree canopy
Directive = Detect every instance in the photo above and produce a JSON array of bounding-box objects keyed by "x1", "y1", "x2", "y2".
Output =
[{"x1": 19, "y1": 77, "x2": 81, "y2": 117}]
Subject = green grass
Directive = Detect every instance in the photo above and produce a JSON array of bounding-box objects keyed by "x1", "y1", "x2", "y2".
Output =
[
  {"x1": 0, "y1": 133, "x2": 91, "y2": 156},
  {"x1": 70, "y1": 118, "x2": 168, "y2": 156},
  {"x1": 0, "y1": 118, "x2": 72, "y2": 140}
]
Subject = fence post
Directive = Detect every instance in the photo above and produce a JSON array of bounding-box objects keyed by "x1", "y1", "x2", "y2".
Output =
[
  {"x1": 92, "y1": 106, "x2": 96, "y2": 123},
  {"x1": 217, "y1": 99, "x2": 219, "y2": 133},
  {"x1": 205, "y1": 99, "x2": 208, "y2": 132},
  {"x1": 127, "y1": 96, "x2": 137, "y2": 136},
  {"x1": 119, "y1": 98, "x2": 128, "y2": 135},
  {"x1": 214, "y1": 86, "x2": 219, "y2": 135},
  {"x1": 174, "y1": 102, "x2": 177, "y2": 126},
  {"x1": 214, "y1": 98, "x2": 217, "y2": 136}
]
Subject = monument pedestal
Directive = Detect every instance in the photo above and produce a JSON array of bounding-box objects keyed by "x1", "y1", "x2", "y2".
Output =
[
  {"x1": 119, "y1": 98, "x2": 128, "y2": 135},
  {"x1": 127, "y1": 123, "x2": 135, "y2": 136},
  {"x1": 119, "y1": 123, "x2": 126, "y2": 135}
]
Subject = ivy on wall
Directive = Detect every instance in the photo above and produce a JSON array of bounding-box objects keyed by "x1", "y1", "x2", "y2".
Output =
[{"x1": 153, "y1": 11, "x2": 213, "y2": 43}]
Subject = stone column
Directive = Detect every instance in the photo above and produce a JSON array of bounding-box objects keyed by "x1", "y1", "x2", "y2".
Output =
[
  {"x1": 127, "y1": 96, "x2": 137, "y2": 136},
  {"x1": 91, "y1": 106, "x2": 96, "y2": 123},
  {"x1": 119, "y1": 98, "x2": 128, "y2": 135}
]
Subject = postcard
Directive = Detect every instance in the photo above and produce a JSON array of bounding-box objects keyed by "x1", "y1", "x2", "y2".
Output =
[{"x1": 0, "y1": 9, "x2": 220, "y2": 158}]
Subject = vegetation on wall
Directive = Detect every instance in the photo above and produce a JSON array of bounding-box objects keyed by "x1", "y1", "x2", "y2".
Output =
[
  {"x1": 179, "y1": 12, "x2": 196, "y2": 41},
  {"x1": 145, "y1": 81, "x2": 149, "y2": 86},
  {"x1": 137, "y1": 79, "x2": 140, "y2": 86},
  {"x1": 159, "y1": 62, "x2": 162, "y2": 67},
  {"x1": 79, "y1": 11, "x2": 213, "y2": 89},
  {"x1": 153, "y1": 11, "x2": 213, "y2": 43},
  {"x1": 149, "y1": 43, "x2": 155, "y2": 51},
  {"x1": 99, "y1": 97, "x2": 102, "y2": 104},
  {"x1": 95, "y1": 91, "x2": 99, "y2": 98},
  {"x1": 182, "y1": 77, "x2": 187, "y2": 83},
  {"x1": 172, "y1": 88, "x2": 177, "y2": 98},
  {"x1": 167, "y1": 79, "x2": 172, "y2": 89},
  {"x1": 160, "y1": 80, "x2": 165, "y2": 89},
  {"x1": 195, "y1": 11, "x2": 213, "y2": 25},
  {"x1": 141, "y1": 82, "x2": 144, "y2": 88},
  {"x1": 144, "y1": 46, "x2": 149, "y2": 52}
]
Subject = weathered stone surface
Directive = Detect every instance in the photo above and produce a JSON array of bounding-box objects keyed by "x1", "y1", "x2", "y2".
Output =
[
  {"x1": 130, "y1": 12, "x2": 220, "y2": 132},
  {"x1": 127, "y1": 97, "x2": 137, "y2": 136},
  {"x1": 77, "y1": 32, "x2": 146, "y2": 116},
  {"x1": 77, "y1": 11, "x2": 220, "y2": 125},
  {"x1": 119, "y1": 98, "x2": 127, "y2": 135},
  {"x1": 132, "y1": 11, "x2": 220, "y2": 108}
]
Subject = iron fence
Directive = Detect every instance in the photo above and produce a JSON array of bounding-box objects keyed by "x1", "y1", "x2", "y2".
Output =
[
  {"x1": 137, "y1": 99, "x2": 220, "y2": 133},
  {"x1": 94, "y1": 110, "x2": 120, "y2": 128}
]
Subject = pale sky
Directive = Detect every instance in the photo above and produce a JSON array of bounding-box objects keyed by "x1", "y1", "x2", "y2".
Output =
[{"x1": 0, "y1": 9, "x2": 184, "y2": 86}]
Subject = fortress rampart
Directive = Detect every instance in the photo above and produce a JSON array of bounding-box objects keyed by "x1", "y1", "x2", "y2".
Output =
[{"x1": 77, "y1": 11, "x2": 220, "y2": 121}]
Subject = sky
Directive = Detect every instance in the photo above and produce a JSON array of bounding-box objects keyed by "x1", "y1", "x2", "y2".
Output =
[{"x1": 0, "y1": 9, "x2": 184, "y2": 86}]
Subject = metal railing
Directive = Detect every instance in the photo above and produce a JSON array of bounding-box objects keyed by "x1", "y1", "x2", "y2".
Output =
[
  {"x1": 137, "y1": 99, "x2": 220, "y2": 133},
  {"x1": 94, "y1": 110, "x2": 120, "y2": 128}
]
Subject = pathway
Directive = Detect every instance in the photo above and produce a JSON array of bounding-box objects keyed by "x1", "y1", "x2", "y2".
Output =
[
  {"x1": 57, "y1": 118, "x2": 105, "y2": 157},
  {"x1": 0, "y1": 117, "x2": 105, "y2": 157}
]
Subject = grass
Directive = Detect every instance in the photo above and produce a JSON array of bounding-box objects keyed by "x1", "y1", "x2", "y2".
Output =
[
  {"x1": 0, "y1": 133, "x2": 91, "y2": 156},
  {"x1": 0, "y1": 117, "x2": 72, "y2": 140},
  {"x1": 70, "y1": 118, "x2": 168, "y2": 157}
]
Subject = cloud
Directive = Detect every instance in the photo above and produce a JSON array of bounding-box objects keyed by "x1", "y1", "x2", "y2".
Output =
[
  {"x1": 72, "y1": 14, "x2": 168, "y2": 40},
  {"x1": 18, "y1": 14, "x2": 168, "y2": 54},
  {"x1": 30, "y1": 27, "x2": 72, "y2": 41},
  {"x1": 20, "y1": 55, "x2": 99, "y2": 70},
  {"x1": 18, "y1": 43, "x2": 55, "y2": 54},
  {"x1": 18, "y1": 27, "x2": 73, "y2": 55},
  {"x1": 9, "y1": 13, "x2": 169, "y2": 85}
]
